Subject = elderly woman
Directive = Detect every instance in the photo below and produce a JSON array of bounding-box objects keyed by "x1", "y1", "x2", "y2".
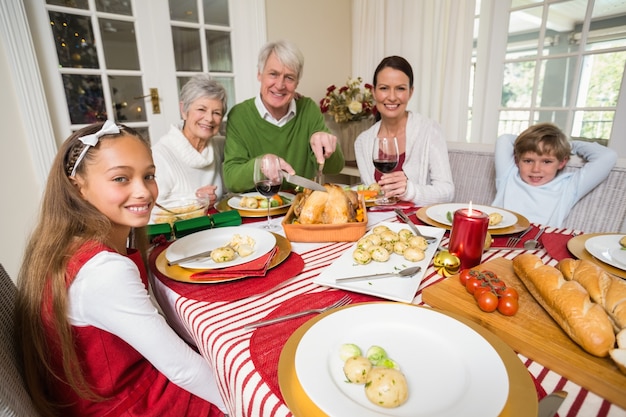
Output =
[{"x1": 152, "y1": 73, "x2": 227, "y2": 205}]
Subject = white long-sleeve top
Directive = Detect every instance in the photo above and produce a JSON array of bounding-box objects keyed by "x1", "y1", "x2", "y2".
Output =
[
  {"x1": 492, "y1": 134, "x2": 618, "y2": 228},
  {"x1": 152, "y1": 122, "x2": 224, "y2": 202},
  {"x1": 67, "y1": 251, "x2": 226, "y2": 413},
  {"x1": 354, "y1": 111, "x2": 455, "y2": 205}
]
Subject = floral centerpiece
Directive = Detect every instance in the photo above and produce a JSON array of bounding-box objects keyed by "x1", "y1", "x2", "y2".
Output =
[{"x1": 320, "y1": 77, "x2": 376, "y2": 123}]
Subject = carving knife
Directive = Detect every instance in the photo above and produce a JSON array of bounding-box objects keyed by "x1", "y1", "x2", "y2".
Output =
[{"x1": 282, "y1": 170, "x2": 327, "y2": 192}]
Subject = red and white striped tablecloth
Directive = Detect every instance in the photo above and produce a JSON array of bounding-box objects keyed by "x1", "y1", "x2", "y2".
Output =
[{"x1": 150, "y1": 217, "x2": 626, "y2": 417}]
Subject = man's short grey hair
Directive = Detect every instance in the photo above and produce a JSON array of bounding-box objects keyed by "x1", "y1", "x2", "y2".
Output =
[
  {"x1": 257, "y1": 40, "x2": 304, "y2": 81},
  {"x1": 179, "y1": 73, "x2": 228, "y2": 114}
]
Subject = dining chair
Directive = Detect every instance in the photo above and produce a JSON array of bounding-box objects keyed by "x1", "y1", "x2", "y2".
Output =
[{"x1": 0, "y1": 263, "x2": 42, "y2": 417}]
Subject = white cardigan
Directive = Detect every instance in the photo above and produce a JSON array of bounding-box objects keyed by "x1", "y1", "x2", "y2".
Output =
[
  {"x1": 152, "y1": 122, "x2": 224, "y2": 202},
  {"x1": 354, "y1": 111, "x2": 455, "y2": 205}
]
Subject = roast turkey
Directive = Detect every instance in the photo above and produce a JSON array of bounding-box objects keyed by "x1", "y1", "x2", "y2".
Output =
[{"x1": 294, "y1": 184, "x2": 360, "y2": 224}]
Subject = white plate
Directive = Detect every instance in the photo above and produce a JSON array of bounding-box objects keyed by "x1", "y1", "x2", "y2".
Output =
[
  {"x1": 165, "y1": 226, "x2": 276, "y2": 269},
  {"x1": 426, "y1": 203, "x2": 517, "y2": 229},
  {"x1": 313, "y1": 222, "x2": 444, "y2": 302},
  {"x1": 295, "y1": 303, "x2": 509, "y2": 417},
  {"x1": 585, "y1": 234, "x2": 626, "y2": 271},
  {"x1": 227, "y1": 191, "x2": 293, "y2": 211}
]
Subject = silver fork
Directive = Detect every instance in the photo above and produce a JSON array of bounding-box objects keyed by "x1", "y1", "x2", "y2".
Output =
[
  {"x1": 394, "y1": 209, "x2": 438, "y2": 243},
  {"x1": 506, "y1": 227, "x2": 532, "y2": 247},
  {"x1": 244, "y1": 295, "x2": 352, "y2": 329}
]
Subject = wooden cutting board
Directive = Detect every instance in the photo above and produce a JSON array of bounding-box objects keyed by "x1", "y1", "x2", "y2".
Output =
[{"x1": 422, "y1": 257, "x2": 626, "y2": 409}]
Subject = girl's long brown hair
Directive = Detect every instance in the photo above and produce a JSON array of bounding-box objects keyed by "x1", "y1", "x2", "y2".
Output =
[{"x1": 15, "y1": 122, "x2": 150, "y2": 416}]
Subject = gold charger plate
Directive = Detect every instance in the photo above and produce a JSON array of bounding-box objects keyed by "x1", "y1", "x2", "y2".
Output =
[
  {"x1": 214, "y1": 194, "x2": 293, "y2": 217},
  {"x1": 567, "y1": 233, "x2": 626, "y2": 279},
  {"x1": 155, "y1": 233, "x2": 291, "y2": 283},
  {"x1": 278, "y1": 303, "x2": 537, "y2": 417},
  {"x1": 417, "y1": 205, "x2": 530, "y2": 235}
]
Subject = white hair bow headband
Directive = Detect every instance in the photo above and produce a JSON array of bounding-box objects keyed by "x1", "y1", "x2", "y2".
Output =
[{"x1": 70, "y1": 120, "x2": 120, "y2": 177}]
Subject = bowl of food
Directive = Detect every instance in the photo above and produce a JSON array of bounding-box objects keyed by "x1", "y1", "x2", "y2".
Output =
[
  {"x1": 151, "y1": 193, "x2": 210, "y2": 225},
  {"x1": 282, "y1": 184, "x2": 367, "y2": 242}
]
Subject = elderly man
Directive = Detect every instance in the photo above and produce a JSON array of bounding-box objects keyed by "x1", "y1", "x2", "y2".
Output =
[{"x1": 223, "y1": 40, "x2": 344, "y2": 192}]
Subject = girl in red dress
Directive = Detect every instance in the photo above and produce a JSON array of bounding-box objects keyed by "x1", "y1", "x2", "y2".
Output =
[{"x1": 16, "y1": 121, "x2": 226, "y2": 417}]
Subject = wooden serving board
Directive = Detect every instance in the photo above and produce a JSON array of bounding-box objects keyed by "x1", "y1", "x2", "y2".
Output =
[{"x1": 422, "y1": 257, "x2": 626, "y2": 409}]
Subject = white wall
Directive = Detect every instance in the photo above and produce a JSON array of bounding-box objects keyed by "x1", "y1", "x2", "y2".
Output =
[
  {"x1": 265, "y1": 0, "x2": 352, "y2": 103},
  {"x1": 0, "y1": 39, "x2": 40, "y2": 280}
]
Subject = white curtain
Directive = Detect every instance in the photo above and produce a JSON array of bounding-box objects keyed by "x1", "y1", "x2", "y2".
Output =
[{"x1": 352, "y1": 0, "x2": 476, "y2": 142}]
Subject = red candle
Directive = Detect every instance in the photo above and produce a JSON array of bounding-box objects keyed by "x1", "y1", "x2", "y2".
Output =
[{"x1": 448, "y1": 207, "x2": 489, "y2": 270}]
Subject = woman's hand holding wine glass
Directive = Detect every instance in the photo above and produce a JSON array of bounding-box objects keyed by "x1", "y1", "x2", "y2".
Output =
[
  {"x1": 253, "y1": 155, "x2": 283, "y2": 229},
  {"x1": 372, "y1": 137, "x2": 399, "y2": 205}
]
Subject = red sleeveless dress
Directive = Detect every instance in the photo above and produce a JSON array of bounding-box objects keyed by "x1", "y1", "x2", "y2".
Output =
[{"x1": 43, "y1": 241, "x2": 223, "y2": 417}]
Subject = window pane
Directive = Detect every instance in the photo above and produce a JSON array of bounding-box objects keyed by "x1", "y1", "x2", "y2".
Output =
[
  {"x1": 177, "y1": 76, "x2": 191, "y2": 93},
  {"x1": 502, "y1": 61, "x2": 536, "y2": 107},
  {"x1": 49, "y1": 12, "x2": 99, "y2": 69},
  {"x1": 537, "y1": 57, "x2": 575, "y2": 106},
  {"x1": 206, "y1": 30, "x2": 232, "y2": 72},
  {"x1": 169, "y1": 0, "x2": 198, "y2": 23},
  {"x1": 62, "y1": 74, "x2": 106, "y2": 124},
  {"x1": 172, "y1": 27, "x2": 202, "y2": 71},
  {"x1": 536, "y1": 110, "x2": 568, "y2": 126},
  {"x1": 572, "y1": 110, "x2": 614, "y2": 139},
  {"x1": 109, "y1": 76, "x2": 147, "y2": 123},
  {"x1": 204, "y1": 0, "x2": 229, "y2": 25},
  {"x1": 99, "y1": 19, "x2": 140, "y2": 70},
  {"x1": 135, "y1": 127, "x2": 151, "y2": 143},
  {"x1": 498, "y1": 110, "x2": 532, "y2": 135},
  {"x1": 546, "y1": 0, "x2": 586, "y2": 53},
  {"x1": 506, "y1": 6, "x2": 543, "y2": 59},
  {"x1": 95, "y1": 0, "x2": 132, "y2": 15},
  {"x1": 577, "y1": 51, "x2": 626, "y2": 107},
  {"x1": 47, "y1": 0, "x2": 88, "y2": 9},
  {"x1": 589, "y1": 2, "x2": 626, "y2": 49},
  {"x1": 511, "y1": 0, "x2": 543, "y2": 7},
  {"x1": 212, "y1": 76, "x2": 235, "y2": 112}
]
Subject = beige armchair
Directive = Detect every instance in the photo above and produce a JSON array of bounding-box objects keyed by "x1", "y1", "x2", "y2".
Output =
[{"x1": 0, "y1": 264, "x2": 41, "y2": 416}]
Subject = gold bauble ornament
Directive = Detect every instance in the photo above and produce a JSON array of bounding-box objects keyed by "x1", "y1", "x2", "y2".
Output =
[
  {"x1": 484, "y1": 231, "x2": 493, "y2": 250},
  {"x1": 433, "y1": 250, "x2": 461, "y2": 277}
]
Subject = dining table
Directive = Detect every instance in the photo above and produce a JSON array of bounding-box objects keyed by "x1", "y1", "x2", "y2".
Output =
[{"x1": 149, "y1": 202, "x2": 626, "y2": 417}]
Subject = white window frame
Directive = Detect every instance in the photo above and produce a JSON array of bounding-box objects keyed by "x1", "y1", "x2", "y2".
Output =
[
  {"x1": 4, "y1": 0, "x2": 266, "y2": 187},
  {"x1": 471, "y1": 0, "x2": 626, "y2": 156}
]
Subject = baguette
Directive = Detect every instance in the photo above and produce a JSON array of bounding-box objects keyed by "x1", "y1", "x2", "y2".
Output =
[
  {"x1": 513, "y1": 253, "x2": 615, "y2": 357},
  {"x1": 557, "y1": 258, "x2": 626, "y2": 331}
]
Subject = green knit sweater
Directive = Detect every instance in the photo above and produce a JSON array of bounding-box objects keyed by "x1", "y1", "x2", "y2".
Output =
[{"x1": 223, "y1": 97, "x2": 344, "y2": 192}]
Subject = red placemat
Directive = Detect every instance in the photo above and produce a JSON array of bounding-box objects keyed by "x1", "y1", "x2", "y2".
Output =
[
  {"x1": 491, "y1": 225, "x2": 541, "y2": 248},
  {"x1": 150, "y1": 244, "x2": 305, "y2": 302},
  {"x1": 541, "y1": 232, "x2": 577, "y2": 261},
  {"x1": 249, "y1": 291, "x2": 382, "y2": 402},
  {"x1": 189, "y1": 247, "x2": 277, "y2": 280}
]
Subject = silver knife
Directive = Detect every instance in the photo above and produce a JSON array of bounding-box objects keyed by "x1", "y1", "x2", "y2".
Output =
[
  {"x1": 282, "y1": 170, "x2": 327, "y2": 192},
  {"x1": 167, "y1": 250, "x2": 213, "y2": 266},
  {"x1": 537, "y1": 390, "x2": 567, "y2": 417}
]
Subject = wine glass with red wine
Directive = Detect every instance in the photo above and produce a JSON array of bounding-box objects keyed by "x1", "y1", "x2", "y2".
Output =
[
  {"x1": 372, "y1": 136, "x2": 399, "y2": 204},
  {"x1": 253, "y1": 155, "x2": 283, "y2": 229}
]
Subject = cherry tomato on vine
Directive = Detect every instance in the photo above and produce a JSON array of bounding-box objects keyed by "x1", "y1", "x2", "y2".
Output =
[
  {"x1": 498, "y1": 286, "x2": 519, "y2": 300},
  {"x1": 489, "y1": 279, "x2": 507, "y2": 293},
  {"x1": 465, "y1": 277, "x2": 482, "y2": 294},
  {"x1": 459, "y1": 269, "x2": 473, "y2": 286},
  {"x1": 481, "y1": 270, "x2": 498, "y2": 281},
  {"x1": 473, "y1": 285, "x2": 492, "y2": 301},
  {"x1": 497, "y1": 296, "x2": 519, "y2": 316},
  {"x1": 477, "y1": 291, "x2": 499, "y2": 312}
]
